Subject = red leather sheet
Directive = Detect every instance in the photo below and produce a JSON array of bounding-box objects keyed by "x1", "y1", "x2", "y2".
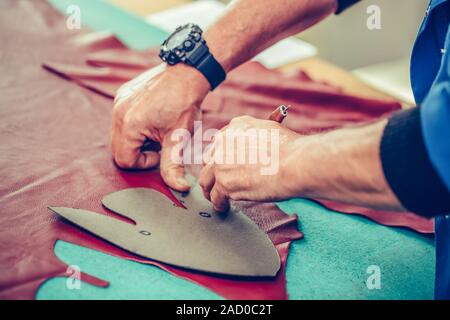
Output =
[
  {"x1": 0, "y1": 0, "x2": 302, "y2": 300},
  {"x1": 0, "y1": 0, "x2": 433, "y2": 300},
  {"x1": 43, "y1": 29, "x2": 433, "y2": 234}
]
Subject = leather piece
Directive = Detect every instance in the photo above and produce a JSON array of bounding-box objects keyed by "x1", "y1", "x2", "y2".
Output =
[
  {"x1": 320, "y1": 200, "x2": 434, "y2": 234},
  {"x1": 0, "y1": 0, "x2": 302, "y2": 299},
  {"x1": 44, "y1": 55, "x2": 403, "y2": 134},
  {"x1": 50, "y1": 181, "x2": 281, "y2": 277},
  {"x1": 43, "y1": 31, "x2": 433, "y2": 234}
]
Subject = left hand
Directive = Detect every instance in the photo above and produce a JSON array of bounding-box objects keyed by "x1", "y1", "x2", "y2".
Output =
[
  {"x1": 111, "y1": 63, "x2": 209, "y2": 192},
  {"x1": 199, "y1": 116, "x2": 301, "y2": 212}
]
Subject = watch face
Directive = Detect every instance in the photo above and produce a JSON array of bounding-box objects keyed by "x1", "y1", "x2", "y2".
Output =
[{"x1": 166, "y1": 25, "x2": 192, "y2": 50}]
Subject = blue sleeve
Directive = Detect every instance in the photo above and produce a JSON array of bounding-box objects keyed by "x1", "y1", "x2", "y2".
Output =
[
  {"x1": 421, "y1": 29, "x2": 450, "y2": 193},
  {"x1": 379, "y1": 27, "x2": 450, "y2": 217},
  {"x1": 335, "y1": 0, "x2": 361, "y2": 14}
]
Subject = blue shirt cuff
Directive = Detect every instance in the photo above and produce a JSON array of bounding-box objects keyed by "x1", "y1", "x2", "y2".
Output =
[{"x1": 380, "y1": 107, "x2": 450, "y2": 217}]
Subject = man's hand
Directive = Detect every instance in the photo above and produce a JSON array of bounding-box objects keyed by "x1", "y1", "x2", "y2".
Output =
[
  {"x1": 112, "y1": 63, "x2": 210, "y2": 191},
  {"x1": 199, "y1": 115, "x2": 404, "y2": 213},
  {"x1": 199, "y1": 116, "x2": 301, "y2": 212},
  {"x1": 110, "y1": 0, "x2": 337, "y2": 192}
]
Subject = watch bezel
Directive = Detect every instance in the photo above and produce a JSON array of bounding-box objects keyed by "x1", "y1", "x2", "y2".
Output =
[{"x1": 159, "y1": 23, "x2": 204, "y2": 66}]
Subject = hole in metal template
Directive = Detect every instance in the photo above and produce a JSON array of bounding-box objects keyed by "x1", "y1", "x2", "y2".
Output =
[{"x1": 199, "y1": 212, "x2": 212, "y2": 218}]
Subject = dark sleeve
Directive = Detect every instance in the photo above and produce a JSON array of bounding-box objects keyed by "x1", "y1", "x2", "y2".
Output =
[
  {"x1": 335, "y1": 0, "x2": 361, "y2": 14},
  {"x1": 380, "y1": 107, "x2": 450, "y2": 217}
]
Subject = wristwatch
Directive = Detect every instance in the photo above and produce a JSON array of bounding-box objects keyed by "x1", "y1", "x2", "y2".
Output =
[{"x1": 159, "y1": 23, "x2": 226, "y2": 90}]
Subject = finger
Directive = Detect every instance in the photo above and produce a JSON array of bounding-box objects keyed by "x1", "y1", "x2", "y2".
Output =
[
  {"x1": 160, "y1": 130, "x2": 190, "y2": 192},
  {"x1": 199, "y1": 164, "x2": 215, "y2": 201},
  {"x1": 112, "y1": 128, "x2": 160, "y2": 170},
  {"x1": 114, "y1": 147, "x2": 160, "y2": 170},
  {"x1": 210, "y1": 184, "x2": 230, "y2": 213},
  {"x1": 134, "y1": 151, "x2": 160, "y2": 169},
  {"x1": 203, "y1": 129, "x2": 225, "y2": 167}
]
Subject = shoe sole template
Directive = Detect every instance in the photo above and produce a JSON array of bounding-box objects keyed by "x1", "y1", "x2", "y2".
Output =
[{"x1": 49, "y1": 181, "x2": 281, "y2": 277}]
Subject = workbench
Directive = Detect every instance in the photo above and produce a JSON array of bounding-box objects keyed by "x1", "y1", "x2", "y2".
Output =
[{"x1": 36, "y1": 0, "x2": 434, "y2": 300}]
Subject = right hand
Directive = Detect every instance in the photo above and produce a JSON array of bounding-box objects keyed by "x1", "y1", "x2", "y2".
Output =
[{"x1": 111, "y1": 63, "x2": 210, "y2": 191}]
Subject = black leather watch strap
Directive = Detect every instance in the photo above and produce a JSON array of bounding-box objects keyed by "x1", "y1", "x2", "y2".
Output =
[{"x1": 195, "y1": 53, "x2": 226, "y2": 90}]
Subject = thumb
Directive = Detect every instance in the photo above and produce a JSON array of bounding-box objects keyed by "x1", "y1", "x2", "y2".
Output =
[{"x1": 160, "y1": 128, "x2": 191, "y2": 192}]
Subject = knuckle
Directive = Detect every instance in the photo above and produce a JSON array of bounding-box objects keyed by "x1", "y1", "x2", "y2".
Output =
[
  {"x1": 123, "y1": 113, "x2": 143, "y2": 132},
  {"x1": 212, "y1": 187, "x2": 226, "y2": 203},
  {"x1": 114, "y1": 155, "x2": 135, "y2": 169},
  {"x1": 112, "y1": 103, "x2": 126, "y2": 124},
  {"x1": 234, "y1": 115, "x2": 252, "y2": 123},
  {"x1": 198, "y1": 175, "x2": 208, "y2": 189},
  {"x1": 159, "y1": 162, "x2": 171, "y2": 175},
  {"x1": 220, "y1": 177, "x2": 234, "y2": 191},
  {"x1": 210, "y1": 188, "x2": 218, "y2": 201},
  {"x1": 228, "y1": 192, "x2": 242, "y2": 201},
  {"x1": 215, "y1": 180, "x2": 229, "y2": 196},
  {"x1": 229, "y1": 117, "x2": 241, "y2": 125}
]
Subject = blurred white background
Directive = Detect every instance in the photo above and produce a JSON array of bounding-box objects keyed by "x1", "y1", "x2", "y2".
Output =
[
  {"x1": 124, "y1": 0, "x2": 430, "y2": 103},
  {"x1": 299, "y1": 0, "x2": 428, "y2": 69},
  {"x1": 216, "y1": 0, "x2": 429, "y2": 103}
]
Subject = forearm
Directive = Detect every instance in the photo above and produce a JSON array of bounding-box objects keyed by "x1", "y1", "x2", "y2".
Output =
[
  {"x1": 204, "y1": 0, "x2": 338, "y2": 72},
  {"x1": 286, "y1": 119, "x2": 404, "y2": 211}
]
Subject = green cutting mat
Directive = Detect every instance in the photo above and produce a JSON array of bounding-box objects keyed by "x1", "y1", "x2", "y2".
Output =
[{"x1": 38, "y1": 0, "x2": 435, "y2": 300}]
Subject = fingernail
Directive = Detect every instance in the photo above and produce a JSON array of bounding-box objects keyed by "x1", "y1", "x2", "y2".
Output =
[
  {"x1": 177, "y1": 178, "x2": 190, "y2": 188},
  {"x1": 214, "y1": 204, "x2": 230, "y2": 213}
]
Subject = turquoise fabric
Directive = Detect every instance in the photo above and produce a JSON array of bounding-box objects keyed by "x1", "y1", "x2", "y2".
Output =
[
  {"x1": 37, "y1": 240, "x2": 222, "y2": 300},
  {"x1": 38, "y1": 0, "x2": 436, "y2": 299},
  {"x1": 278, "y1": 199, "x2": 434, "y2": 299},
  {"x1": 37, "y1": 200, "x2": 435, "y2": 299},
  {"x1": 48, "y1": 0, "x2": 168, "y2": 50}
]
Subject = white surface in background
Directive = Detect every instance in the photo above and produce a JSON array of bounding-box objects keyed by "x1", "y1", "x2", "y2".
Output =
[
  {"x1": 352, "y1": 58, "x2": 415, "y2": 105},
  {"x1": 146, "y1": 0, "x2": 317, "y2": 68}
]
